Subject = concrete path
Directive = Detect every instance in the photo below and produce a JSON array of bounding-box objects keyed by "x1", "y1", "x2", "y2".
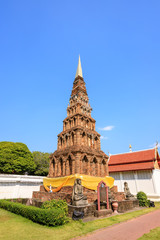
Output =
[{"x1": 77, "y1": 209, "x2": 160, "y2": 240}]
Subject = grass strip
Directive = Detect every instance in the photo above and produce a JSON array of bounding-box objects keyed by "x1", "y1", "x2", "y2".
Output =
[
  {"x1": 0, "y1": 203, "x2": 160, "y2": 240},
  {"x1": 138, "y1": 226, "x2": 160, "y2": 240}
]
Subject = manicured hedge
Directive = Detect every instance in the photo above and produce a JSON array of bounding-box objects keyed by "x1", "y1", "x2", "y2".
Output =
[{"x1": 0, "y1": 200, "x2": 69, "y2": 226}]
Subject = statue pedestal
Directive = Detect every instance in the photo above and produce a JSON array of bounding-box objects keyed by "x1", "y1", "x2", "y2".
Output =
[
  {"x1": 68, "y1": 204, "x2": 96, "y2": 218},
  {"x1": 72, "y1": 199, "x2": 88, "y2": 206},
  {"x1": 94, "y1": 209, "x2": 112, "y2": 218}
]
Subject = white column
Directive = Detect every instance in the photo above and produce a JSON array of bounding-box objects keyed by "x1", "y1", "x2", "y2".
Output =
[
  {"x1": 134, "y1": 171, "x2": 139, "y2": 194},
  {"x1": 120, "y1": 172, "x2": 123, "y2": 192},
  {"x1": 152, "y1": 170, "x2": 158, "y2": 194}
]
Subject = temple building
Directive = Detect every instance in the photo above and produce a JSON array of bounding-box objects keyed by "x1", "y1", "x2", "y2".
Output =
[
  {"x1": 48, "y1": 56, "x2": 108, "y2": 178},
  {"x1": 108, "y1": 145, "x2": 160, "y2": 201}
]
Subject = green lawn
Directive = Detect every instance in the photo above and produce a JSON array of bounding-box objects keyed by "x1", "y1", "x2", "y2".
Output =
[
  {"x1": 138, "y1": 227, "x2": 160, "y2": 240},
  {"x1": 0, "y1": 204, "x2": 160, "y2": 240}
]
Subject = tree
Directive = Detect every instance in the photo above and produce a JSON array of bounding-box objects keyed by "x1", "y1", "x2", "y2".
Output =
[
  {"x1": 0, "y1": 142, "x2": 36, "y2": 174},
  {"x1": 32, "y1": 151, "x2": 50, "y2": 176}
]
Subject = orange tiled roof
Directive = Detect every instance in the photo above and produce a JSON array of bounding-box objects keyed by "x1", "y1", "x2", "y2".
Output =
[{"x1": 108, "y1": 148, "x2": 157, "y2": 172}]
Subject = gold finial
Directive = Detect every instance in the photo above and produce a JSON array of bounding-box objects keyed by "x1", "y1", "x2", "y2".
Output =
[
  {"x1": 129, "y1": 144, "x2": 132, "y2": 152},
  {"x1": 155, "y1": 141, "x2": 158, "y2": 161},
  {"x1": 75, "y1": 55, "x2": 83, "y2": 78}
]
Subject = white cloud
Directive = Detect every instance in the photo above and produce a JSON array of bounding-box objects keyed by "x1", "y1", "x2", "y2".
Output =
[
  {"x1": 100, "y1": 136, "x2": 108, "y2": 140},
  {"x1": 99, "y1": 125, "x2": 115, "y2": 131}
]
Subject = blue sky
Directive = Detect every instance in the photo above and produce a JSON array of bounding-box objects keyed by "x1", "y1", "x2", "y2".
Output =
[{"x1": 0, "y1": 1, "x2": 160, "y2": 154}]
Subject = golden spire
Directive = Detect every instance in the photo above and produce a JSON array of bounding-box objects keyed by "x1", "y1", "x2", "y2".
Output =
[{"x1": 75, "y1": 55, "x2": 83, "y2": 78}]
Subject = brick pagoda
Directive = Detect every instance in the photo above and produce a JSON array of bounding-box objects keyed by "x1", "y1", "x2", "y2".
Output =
[
  {"x1": 33, "y1": 57, "x2": 139, "y2": 213},
  {"x1": 48, "y1": 56, "x2": 109, "y2": 178}
]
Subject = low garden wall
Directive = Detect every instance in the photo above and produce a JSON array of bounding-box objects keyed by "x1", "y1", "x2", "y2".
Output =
[{"x1": 0, "y1": 174, "x2": 44, "y2": 199}]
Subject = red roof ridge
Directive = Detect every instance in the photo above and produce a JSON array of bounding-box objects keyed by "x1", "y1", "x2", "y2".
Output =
[{"x1": 109, "y1": 148, "x2": 155, "y2": 157}]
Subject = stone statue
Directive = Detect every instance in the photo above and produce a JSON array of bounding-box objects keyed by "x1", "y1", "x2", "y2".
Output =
[
  {"x1": 108, "y1": 187, "x2": 115, "y2": 202},
  {"x1": 124, "y1": 182, "x2": 135, "y2": 200},
  {"x1": 72, "y1": 178, "x2": 88, "y2": 206}
]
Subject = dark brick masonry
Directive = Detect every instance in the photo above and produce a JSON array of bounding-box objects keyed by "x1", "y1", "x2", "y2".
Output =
[{"x1": 48, "y1": 72, "x2": 109, "y2": 178}]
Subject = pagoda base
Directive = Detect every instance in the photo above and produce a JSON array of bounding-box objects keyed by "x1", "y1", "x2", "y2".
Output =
[
  {"x1": 32, "y1": 185, "x2": 139, "y2": 218},
  {"x1": 32, "y1": 185, "x2": 97, "y2": 204},
  {"x1": 32, "y1": 184, "x2": 126, "y2": 204}
]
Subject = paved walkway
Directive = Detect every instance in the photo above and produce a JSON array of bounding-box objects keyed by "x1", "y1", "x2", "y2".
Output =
[{"x1": 77, "y1": 209, "x2": 160, "y2": 240}]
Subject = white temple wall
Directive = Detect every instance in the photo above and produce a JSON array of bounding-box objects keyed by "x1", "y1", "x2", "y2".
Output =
[
  {"x1": 110, "y1": 169, "x2": 160, "y2": 201},
  {"x1": 0, "y1": 174, "x2": 44, "y2": 199},
  {"x1": 152, "y1": 169, "x2": 160, "y2": 195}
]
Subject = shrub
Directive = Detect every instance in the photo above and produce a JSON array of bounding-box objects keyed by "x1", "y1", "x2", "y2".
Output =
[
  {"x1": 137, "y1": 191, "x2": 149, "y2": 207},
  {"x1": 0, "y1": 200, "x2": 69, "y2": 226},
  {"x1": 0, "y1": 142, "x2": 36, "y2": 174},
  {"x1": 32, "y1": 151, "x2": 50, "y2": 176},
  {"x1": 41, "y1": 199, "x2": 68, "y2": 214}
]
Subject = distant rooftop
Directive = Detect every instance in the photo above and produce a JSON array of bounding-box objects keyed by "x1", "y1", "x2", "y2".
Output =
[{"x1": 109, "y1": 148, "x2": 160, "y2": 172}]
